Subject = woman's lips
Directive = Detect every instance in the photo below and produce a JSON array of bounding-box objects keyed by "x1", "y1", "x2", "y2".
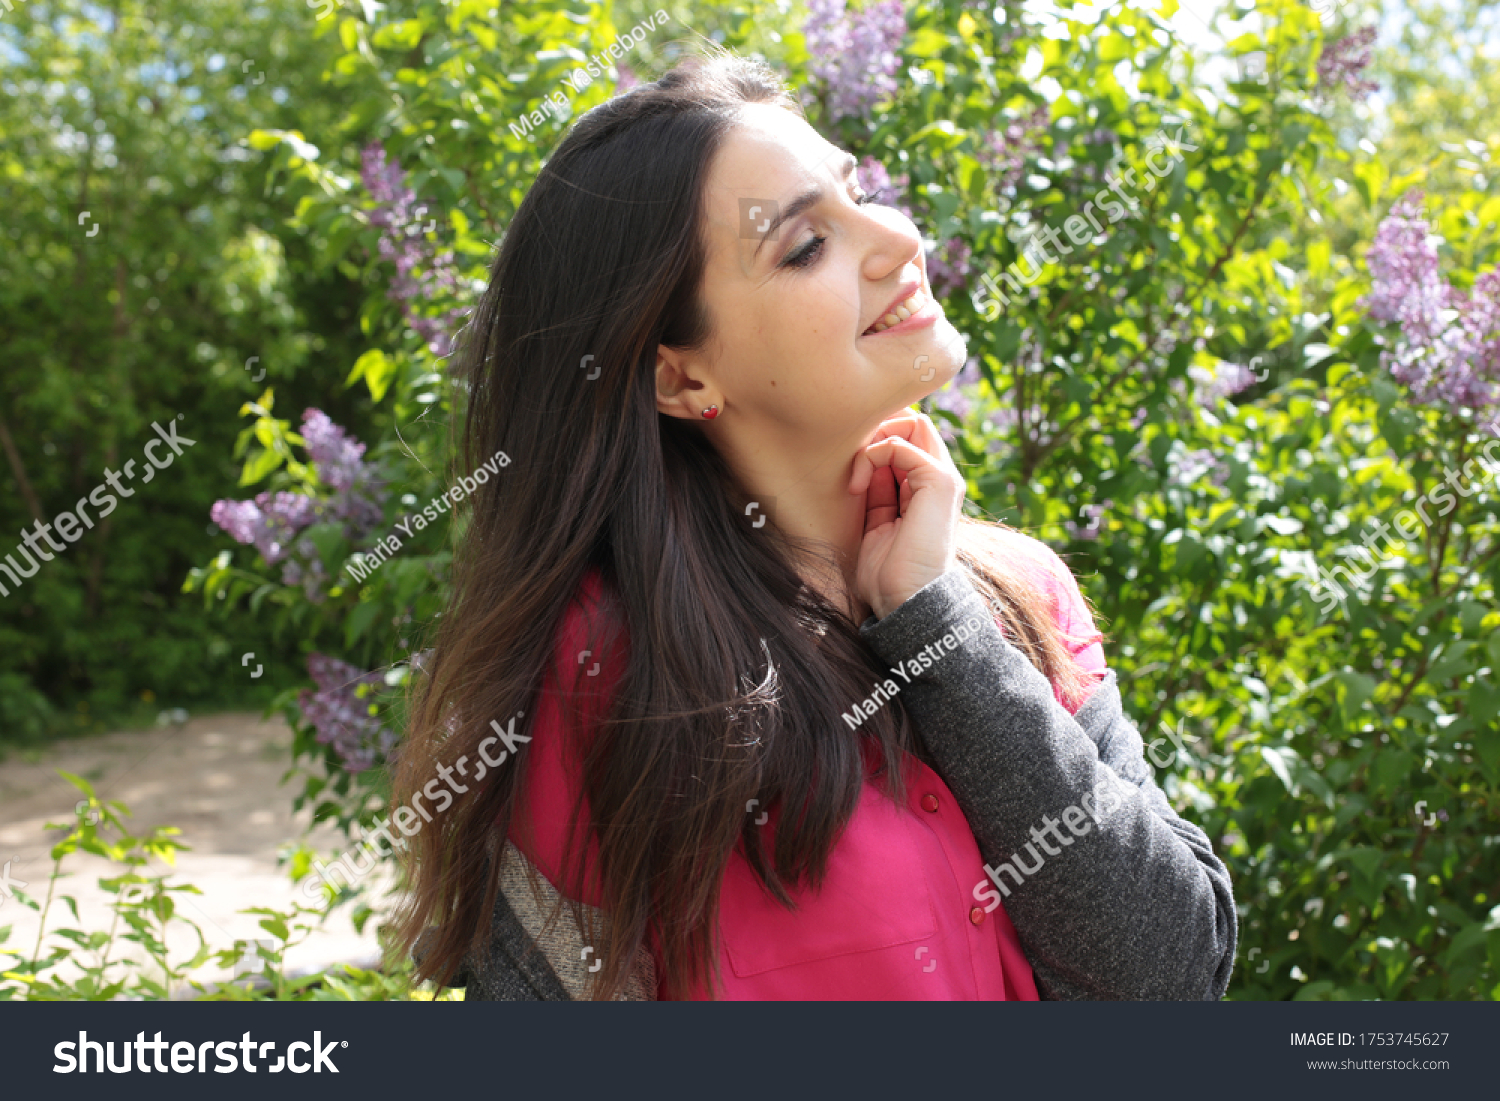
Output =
[{"x1": 860, "y1": 291, "x2": 941, "y2": 338}]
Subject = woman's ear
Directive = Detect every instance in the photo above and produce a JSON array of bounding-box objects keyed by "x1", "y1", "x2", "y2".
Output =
[{"x1": 655, "y1": 345, "x2": 720, "y2": 420}]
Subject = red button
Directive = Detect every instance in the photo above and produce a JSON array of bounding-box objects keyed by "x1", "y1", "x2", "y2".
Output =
[
  {"x1": 920, "y1": 793, "x2": 940, "y2": 813},
  {"x1": 969, "y1": 907, "x2": 986, "y2": 925}
]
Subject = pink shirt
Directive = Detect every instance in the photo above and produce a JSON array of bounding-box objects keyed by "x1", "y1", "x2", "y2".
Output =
[{"x1": 509, "y1": 533, "x2": 1105, "y2": 1000}]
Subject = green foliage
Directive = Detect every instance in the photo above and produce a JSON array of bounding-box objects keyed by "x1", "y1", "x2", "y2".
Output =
[
  {"x1": 7, "y1": 0, "x2": 1496, "y2": 999},
  {"x1": 0, "y1": 0, "x2": 376, "y2": 739},
  {"x1": 0, "y1": 773, "x2": 449, "y2": 1000}
]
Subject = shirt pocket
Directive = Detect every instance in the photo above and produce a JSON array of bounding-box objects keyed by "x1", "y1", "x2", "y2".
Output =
[{"x1": 718, "y1": 785, "x2": 938, "y2": 978}]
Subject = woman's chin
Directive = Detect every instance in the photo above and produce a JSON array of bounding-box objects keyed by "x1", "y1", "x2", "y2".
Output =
[{"x1": 918, "y1": 326, "x2": 968, "y2": 390}]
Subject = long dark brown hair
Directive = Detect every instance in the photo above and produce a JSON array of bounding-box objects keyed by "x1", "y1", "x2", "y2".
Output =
[{"x1": 391, "y1": 49, "x2": 1100, "y2": 1000}]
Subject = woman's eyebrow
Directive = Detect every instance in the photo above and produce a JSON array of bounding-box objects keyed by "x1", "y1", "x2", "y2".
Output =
[{"x1": 753, "y1": 151, "x2": 857, "y2": 260}]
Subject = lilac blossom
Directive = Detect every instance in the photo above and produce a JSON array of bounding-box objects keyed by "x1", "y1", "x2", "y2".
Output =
[
  {"x1": 926, "y1": 237, "x2": 972, "y2": 298},
  {"x1": 1316, "y1": 26, "x2": 1378, "y2": 98},
  {"x1": 984, "y1": 399, "x2": 1049, "y2": 444},
  {"x1": 1169, "y1": 447, "x2": 1230, "y2": 489},
  {"x1": 209, "y1": 491, "x2": 318, "y2": 566},
  {"x1": 360, "y1": 142, "x2": 468, "y2": 358},
  {"x1": 298, "y1": 653, "x2": 397, "y2": 773},
  {"x1": 804, "y1": 0, "x2": 907, "y2": 123},
  {"x1": 857, "y1": 156, "x2": 912, "y2": 218},
  {"x1": 978, "y1": 105, "x2": 1051, "y2": 191},
  {"x1": 1362, "y1": 190, "x2": 1500, "y2": 431},
  {"x1": 616, "y1": 64, "x2": 640, "y2": 92},
  {"x1": 928, "y1": 356, "x2": 982, "y2": 439},
  {"x1": 300, "y1": 408, "x2": 387, "y2": 536},
  {"x1": 280, "y1": 540, "x2": 331, "y2": 604},
  {"x1": 210, "y1": 408, "x2": 389, "y2": 601},
  {"x1": 1191, "y1": 360, "x2": 1259, "y2": 405}
]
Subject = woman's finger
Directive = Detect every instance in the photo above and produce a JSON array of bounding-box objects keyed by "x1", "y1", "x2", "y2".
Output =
[
  {"x1": 847, "y1": 411, "x2": 923, "y2": 496},
  {"x1": 861, "y1": 463, "x2": 900, "y2": 531},
  {"x1": 858, "y1": 434, "x2": 961, "y2": 520}
]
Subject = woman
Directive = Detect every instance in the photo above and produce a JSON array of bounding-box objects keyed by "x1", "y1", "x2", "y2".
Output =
[{"x1": 392, "y1": 50, "x2": 1237, "y2": 1000}]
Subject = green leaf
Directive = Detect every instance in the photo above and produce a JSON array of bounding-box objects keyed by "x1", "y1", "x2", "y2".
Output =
[
  {"x1": 344, "y1": 600, "x2": 382, "y2": 648},
  {"x1": 1335, "y1": 671, "x2": 1377, "y2": 722},
  {"x1": 347, "y1": 348, "x2": 397, "y2": 403},
  {"x1": 238, "y1": 447, "x2": 284, "y2": 487},
  {"x1": 1353, "y1": 160, "x2": 1385, "y2": 208},
  {"x1": 1260, "y1": 745, "x2": 1298, "y2": 795}
]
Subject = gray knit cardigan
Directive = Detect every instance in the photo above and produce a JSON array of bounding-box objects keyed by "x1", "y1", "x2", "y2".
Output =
[{"x1": 441, "y1": 564, "x2": 1238, "y2": 1000}]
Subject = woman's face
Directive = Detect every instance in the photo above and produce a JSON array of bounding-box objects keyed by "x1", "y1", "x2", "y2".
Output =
[{"x1": 657, "y1": 103, "x2": 967, "y2": 446}]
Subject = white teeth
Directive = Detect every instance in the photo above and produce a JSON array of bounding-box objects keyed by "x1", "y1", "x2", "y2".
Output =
[{"x1": 865, "y1": 289, "x2": 930, "y2": 334}]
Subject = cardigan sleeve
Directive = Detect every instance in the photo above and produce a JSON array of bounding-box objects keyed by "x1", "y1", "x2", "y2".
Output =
[{"x1": 858, "y1": 561, "x2": 1238, "y2": 1000}]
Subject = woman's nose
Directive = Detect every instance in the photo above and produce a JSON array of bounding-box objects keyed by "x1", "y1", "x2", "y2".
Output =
[{"x1": 861, "y1": 204, "x2": 925, "y2": 283}]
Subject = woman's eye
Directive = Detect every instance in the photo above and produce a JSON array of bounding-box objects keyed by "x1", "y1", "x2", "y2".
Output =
[
  {"x1": 782, "y1": 235, "x2": 826, "y2": 269},
  {"x1": 780, "y1": 191, "x2": 876, "y2": 269}
]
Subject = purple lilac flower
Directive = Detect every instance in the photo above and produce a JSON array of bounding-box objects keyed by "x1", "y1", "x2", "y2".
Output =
[
  {"x1": 1170, "y1": 448, "x2": 1230, "y2": 489},
  {"x1": 1362, "y1": 190, "x2": 1500, "y2": 430},
  {"x1": 210, "y1": 409, "x2": 389, "y2": 600},
  {"x1": 209, "y1": 491, "x2": 318, "y2": 566},
  {"x1": 804, "y1": 0, "x2": 907, "y2": 123},
  {"x1": 298, "y1": 653, "x2": 397, "y2": 773},
  {"x1": 978, "y1": 105, "x2": 1050, "y2": 191},
  {"x1": 929, "y1": 356, "x2": 981, "y2": 438},
  {"x1": 281, "y1": 536, "x2": 332, "y2": 604},
  {"x1": 360, "y1": 142, "x2": 468, "y2": 358},
  {"x1": 984, "y1": 399, "x2": 1048, "y2": 444},
  {"x1": 1192, "y1": 361, "x2": 1259, "y2": 405},
  {"x1": 1316, "y1": 26, "x2": 1378, "y2": 98},
  {"x1": 857, "y1": 156, "x2": 913, "y2": 218},
  {"x1": 616, "y1": 64, "x2": 639, "y2": 92},
  {"x1": 301, "y1": 409, "x2": 387, "y2": 536},
  {"x1": 926, "y1": 237, "x2": 972, "y2": 298}
]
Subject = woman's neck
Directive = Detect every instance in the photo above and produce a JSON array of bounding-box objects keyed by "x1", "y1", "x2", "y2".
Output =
[{"x1": 708, "y1": 406, "x2": 904, "y2": 626}]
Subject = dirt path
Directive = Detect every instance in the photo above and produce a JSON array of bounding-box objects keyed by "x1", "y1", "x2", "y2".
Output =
[{"x1": 0, "y1": 712, "x2": 388, "y2": 994}]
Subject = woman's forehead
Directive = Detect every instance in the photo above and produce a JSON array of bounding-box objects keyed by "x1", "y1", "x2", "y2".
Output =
[{"x1": 702, "y1": 106, "x2": 845, "y2": 257}]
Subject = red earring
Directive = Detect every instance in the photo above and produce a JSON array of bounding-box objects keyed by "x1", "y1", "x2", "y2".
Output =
[{"x1": 701, "y1": 405, "x2": 719, "y2": 419}]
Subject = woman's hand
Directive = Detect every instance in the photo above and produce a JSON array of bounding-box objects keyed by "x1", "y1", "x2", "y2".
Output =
[{"x1": 847, "y1": 410, "x2": 966, "y2": 620}]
